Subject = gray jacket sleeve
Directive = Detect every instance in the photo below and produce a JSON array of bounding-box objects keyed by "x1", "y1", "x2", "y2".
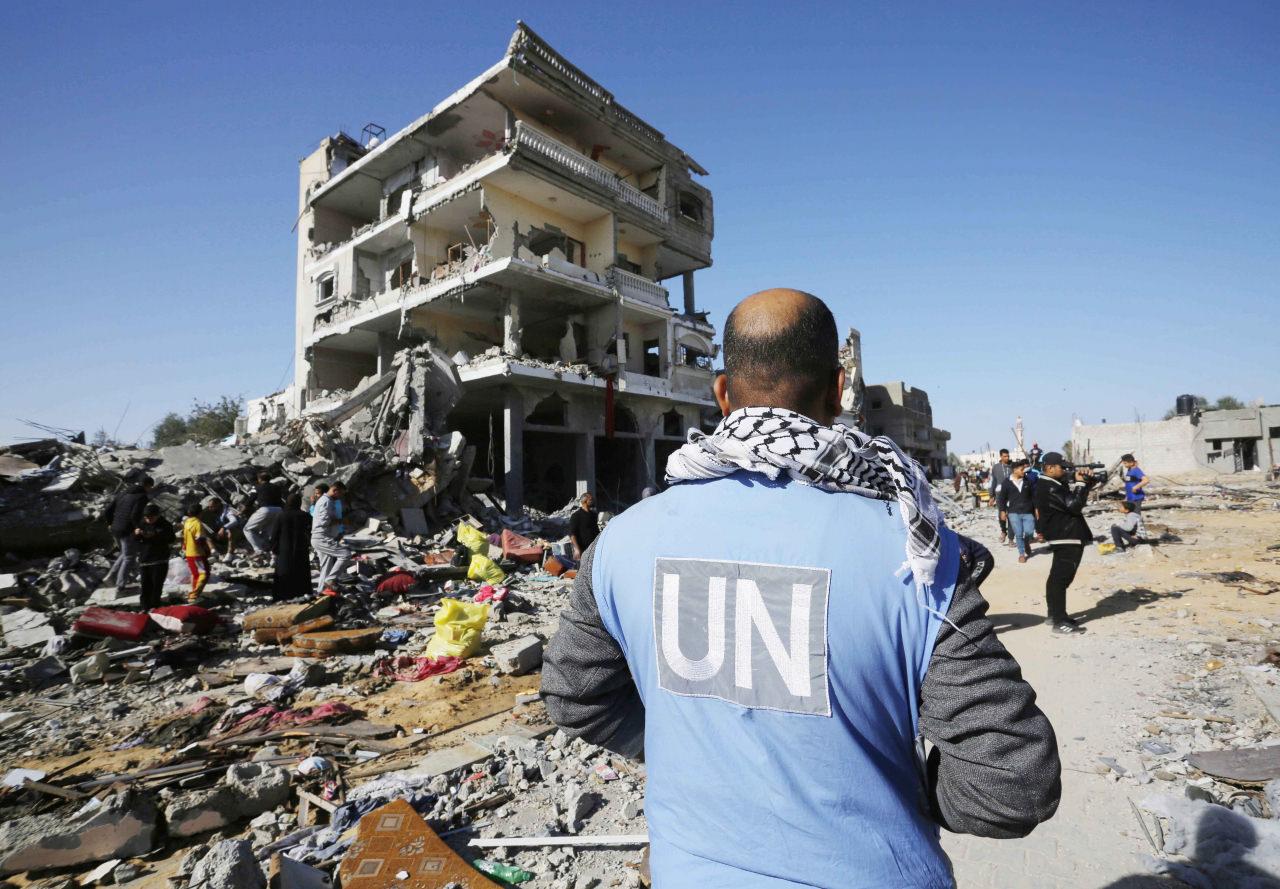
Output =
[
  {"x1": 540, "y1": 543, "x2": 645, "y2": 759},
  {"x1": 919, "y1": 536, "x2": 1061, "y2": 838}
]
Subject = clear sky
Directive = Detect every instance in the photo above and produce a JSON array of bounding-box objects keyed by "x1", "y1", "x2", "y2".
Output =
[{"x1": 2, "y1": 1, "x2": 1276, "y2": 454}]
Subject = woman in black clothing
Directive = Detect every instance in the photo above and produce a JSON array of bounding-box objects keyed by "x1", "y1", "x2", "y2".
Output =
[{"x1": 271, "y1": 492, "x2": 313, "y2": 601}]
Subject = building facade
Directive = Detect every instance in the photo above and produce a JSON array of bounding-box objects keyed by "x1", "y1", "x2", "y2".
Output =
[
  {"x1": 292, "y1": 24, "x2": 716, "y2": 512},
  {"x1": 863, "y1": 381, "x2": 951, "y2": 477},
  {"x1": 1072, "y1": 405, "x2": 1280, "y2": 476}
]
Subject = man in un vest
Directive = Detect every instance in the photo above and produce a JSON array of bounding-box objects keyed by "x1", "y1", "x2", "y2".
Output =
[{"x1": 541, "y1": 289, "x2": 1060, "y2": 887}]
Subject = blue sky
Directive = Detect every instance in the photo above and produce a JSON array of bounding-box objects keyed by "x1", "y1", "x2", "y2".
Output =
[{"x1": 2, "y1": 1, "x2": 1276, "y2": 454}]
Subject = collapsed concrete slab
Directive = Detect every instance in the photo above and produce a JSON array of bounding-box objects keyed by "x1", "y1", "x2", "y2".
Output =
[
  {"x1": 166, "y1": 762, "x2": 291, "y2": 838},
  {"x1": 0, "y1": 791, "x2": 157, "y2": 875}
]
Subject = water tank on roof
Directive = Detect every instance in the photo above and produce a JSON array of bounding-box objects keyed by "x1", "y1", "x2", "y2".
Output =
[{"x1": 1175, "y1": 394, "x2": 1197, "y2": 416}]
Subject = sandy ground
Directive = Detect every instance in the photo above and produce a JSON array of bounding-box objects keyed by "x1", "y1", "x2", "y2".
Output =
[{"x1": 943, "y1": 503, "x2": 1279, "y2": 888}]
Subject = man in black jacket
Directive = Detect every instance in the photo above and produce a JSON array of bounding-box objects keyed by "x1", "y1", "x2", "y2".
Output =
[
  {"x1": 103, "y1": 475, "x2": 154, "y2": 590},
  {"x1": 996, "y1": 459, "x2": 1036, "y2": 563},
  {"x1": 988, "y1": 449, "x2": 1013, "y2": 544},
  {"x1": 1033, "y1": 452, "x2": 1098, "y2": 635}
]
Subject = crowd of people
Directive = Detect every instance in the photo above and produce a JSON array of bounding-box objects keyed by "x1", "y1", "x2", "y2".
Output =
[
  {"x1": 97, "y1": 469, "x2": 354, "y2": 607},
  {"x1": 969, "y1": 447, "x2": 1154, "y2": 635}
]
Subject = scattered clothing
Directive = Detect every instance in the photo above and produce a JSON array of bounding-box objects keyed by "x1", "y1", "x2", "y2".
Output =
[{"x1": 373, "y1": 655, "x2": 463, "y2": 681}]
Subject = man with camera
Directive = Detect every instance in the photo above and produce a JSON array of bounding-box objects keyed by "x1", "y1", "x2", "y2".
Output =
[{"x1": 1034, "y1": 452, "x2": 1100, "y2": 635}]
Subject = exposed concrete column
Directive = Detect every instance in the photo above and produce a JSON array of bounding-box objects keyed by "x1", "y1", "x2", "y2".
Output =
[
  {"x1": 376, "y1": 334, "x2": 397, "y2": 376},
  {"x1": 643, "y1": 433, "x2": 657, "y2": 489},
  {"x1": 682, "y1": 271, "x2": 696, "y2": 315},
  {"x1": 503, "y1": 290, "x2": 522, "y2": 356},
  {"x1": 576, "y1": 432, "x2": 595, "y2": 498},
  {"x1": 503, "y1": 389, "x2": 525, "y2": 515}
]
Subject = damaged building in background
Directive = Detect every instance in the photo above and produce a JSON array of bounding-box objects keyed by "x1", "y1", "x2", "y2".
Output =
[
  {"x1": 862, "y1": 380, "x2": 950, "y2": 477},
  {"x1": 285, "y1": 23, "x2": 715, "y2": 514}
]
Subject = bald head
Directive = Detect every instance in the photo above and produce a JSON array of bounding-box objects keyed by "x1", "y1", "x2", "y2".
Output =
[{"x1": 717, "y1": 289, "x2": 843, "y2": 423}]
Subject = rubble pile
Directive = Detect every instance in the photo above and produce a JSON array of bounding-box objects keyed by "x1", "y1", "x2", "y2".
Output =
[{"x1": 0, "y1": 341, "x2": 663, "y2": 887}]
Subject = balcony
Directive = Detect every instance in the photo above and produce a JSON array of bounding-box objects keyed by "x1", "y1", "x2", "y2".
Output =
[
  {"x1": 511, "y1": 122, "x2": 668, "y2": 224},
  {"x1": 607, "y1": 266, "x2": 669, "y2": 309}
]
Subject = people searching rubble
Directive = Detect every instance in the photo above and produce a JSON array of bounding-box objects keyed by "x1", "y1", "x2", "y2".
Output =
[
  {"x1": 1034, "y1": 452, "x2": 1099, "y2": 634},
  {"x1": 244, "y1": 469, "x2": 284, "y2": 558},
  {"x1": 311, "y1": 481, "x2": 352, "y2": 594},
  {"x1": 134, "y1": 503, "x2": 175, "y2": 609},
  {"x1": 997, "y1": 458, "x2": 1037, "y2": 563},
  {"x1": 568, "y1": 492, "x2": 599, "y2": 559},
  {"x1": 181, "y1": 501, "x2": 213, "y2": 603},
  {"x1": 102, "y1": 473, "x2": 154, "y2": 591},
  {"x1": 271, "y1": 491, "x2": 312, "y2": 601},
  {"x1": 541, "y1": 289, "x2": 1060, "y2": 888},
  {"x1": 989, "y1": 448, "x2": 1013, "y2": 545}
]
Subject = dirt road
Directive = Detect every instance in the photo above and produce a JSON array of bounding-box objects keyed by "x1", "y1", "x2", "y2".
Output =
[{"x1": 943, "y1": 504, "x2": 1279, "y2": 888}]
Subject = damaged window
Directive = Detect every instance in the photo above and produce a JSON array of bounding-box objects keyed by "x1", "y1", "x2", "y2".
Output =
[
  {"x1": 527, "y1": 226, "x2": 585, "y2": 266},
  {"x1": 527, "y1": 394, "x2": 568, "y2": 426},
  {"x1": 678, "y1": 191, "x2": 704, "y2": 225},
  {"x1": 663, "y1": 409, "x2": 683, "y2": 436},
  {"x1": 677, "y1": 345, "x2": 713, "y2": 370},
  {"x1": 390, "y1": 258, "x2": 414, "y2": 289},
  {"x1": 316, "y1": 275, "x2": 335, "y2": 304},
  {"x1": 870, "y1": 399, "x2": 883, "y2": 410},
  {"x1": 643, "y1": 340, "x2": 661, "y2": 377}
]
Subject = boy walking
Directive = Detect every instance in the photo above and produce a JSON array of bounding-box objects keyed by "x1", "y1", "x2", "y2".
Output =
[
  {"x1": 1120, "y1": 454, "x2": 1149, "y2": 512},
  {"x1": 182, "y1": 503, "x2": 213, "y2": 602}
]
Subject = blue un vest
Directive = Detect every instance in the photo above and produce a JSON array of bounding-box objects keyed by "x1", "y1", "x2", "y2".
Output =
[{"x1": 591, "y1": 473, "x2": 960, "y2": 888}]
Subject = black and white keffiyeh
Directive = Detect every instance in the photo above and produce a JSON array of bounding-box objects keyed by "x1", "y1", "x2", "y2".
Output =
[{"x1": 665, "y1": 407, "x2": 946, "y2": 589}]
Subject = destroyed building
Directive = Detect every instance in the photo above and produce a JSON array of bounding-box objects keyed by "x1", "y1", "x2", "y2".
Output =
[
  {"x1": 1073, "y1": 398, "x2": 1280, "y2": 476},
  {"x1": 290, "y1": 23, "x2": 715, "y2": 514},
  {"x1": 863, "y1": 381, "x2": 951, "y2": 476}
]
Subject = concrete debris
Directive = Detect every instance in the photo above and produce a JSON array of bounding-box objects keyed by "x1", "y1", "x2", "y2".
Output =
[
  {"x1": 0, "y1": 791, "x2": 156, "y2": 875},
  {"x1": 188, "y1": 839, "x2": 266, "y2": 889},
  {"x1": 491, "y1": 634, "x2": 544, "y2": 675}
]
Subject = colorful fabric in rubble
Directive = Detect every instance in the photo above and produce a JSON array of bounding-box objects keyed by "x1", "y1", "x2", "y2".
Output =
[
  {"x1": 217, "y1": 701, "x2": 358, "y2": 738},
  {"x1": 372, "y1": 655, "x2": 464, "y2": 681}
]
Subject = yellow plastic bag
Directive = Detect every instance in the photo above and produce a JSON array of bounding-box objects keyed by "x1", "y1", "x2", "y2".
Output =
[
  {"x1": 467, "y1": 553, "x2": 506, "y2": 585},
  {"x1": 424, "y1": 598, "x2": 490, "y2": 659},
  {"x1": 456, "y1": 521, "x2": 490, "y2": 555},
  {"x1": 1097, "y1": 542, "x2": 1116, "y2": 555}
]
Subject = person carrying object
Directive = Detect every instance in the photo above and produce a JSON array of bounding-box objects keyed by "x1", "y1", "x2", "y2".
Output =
[{"x1": 541, "y1": 288, "x2": 1060, "y2": 889}]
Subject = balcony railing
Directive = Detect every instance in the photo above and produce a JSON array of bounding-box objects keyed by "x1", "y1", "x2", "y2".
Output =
[
  {"x1": 512, "y1": 123, "x2": 668, "y2": 224},
  {"x1": 608, "y1": 266, "x2": 669, "y2": 308}
]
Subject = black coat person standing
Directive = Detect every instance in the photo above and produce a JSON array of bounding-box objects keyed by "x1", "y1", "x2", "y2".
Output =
[
  {"x1": 271, "y1": 492, "x2": 312, "y2": 601},
  {"x1": 1033, "y1": 452, "x2": 1098, "y2": 634}
]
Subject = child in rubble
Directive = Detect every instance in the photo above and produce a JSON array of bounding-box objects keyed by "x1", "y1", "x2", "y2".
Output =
[
  {"x1": 134, "y1": 503, "x2": 175, "y2": 609},
  {"x1": 182, "y1": 502, "x2": 213, "y2": 602},
  {"x1": 1110, "y1": 500, "x2": 1143, "y2": 551}
]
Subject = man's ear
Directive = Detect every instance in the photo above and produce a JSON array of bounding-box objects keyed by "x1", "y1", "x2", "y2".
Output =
[
  {"x1": 825, "y1": 366, "x2": 847, "y2": 421},
  {"x1": 713, "y1": 373, "x2": 731, "y2": 417}
]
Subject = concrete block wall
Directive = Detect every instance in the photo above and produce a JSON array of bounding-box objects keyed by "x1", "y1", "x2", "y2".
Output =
[{"x1": 1071, "y1": 416, "x2": 1200, "y2": 475}]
